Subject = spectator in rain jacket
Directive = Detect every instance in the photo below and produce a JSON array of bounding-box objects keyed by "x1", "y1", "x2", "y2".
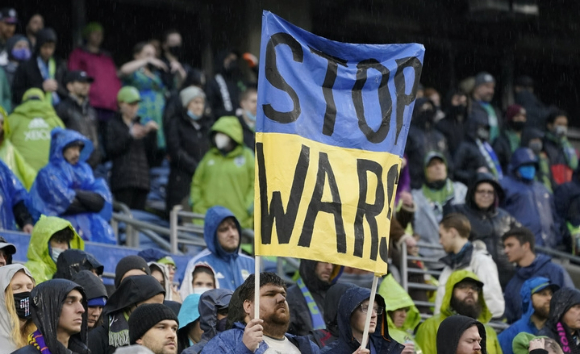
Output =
[
  {"x1": 11, "y1": 28, "x2": 68, "y2": 106},
  {"x1": 52, "y1": 249, "x2": 104, "y2": 280},
  {"x1": 177, "y1": 294, "x2": 202, "y2": 353},
  {"x1": 435, "y1": 89, "x2": 468, "y2": 156},
  {"x1": 554, "y1": 169, "x2": 580, "y2": 254},
  {"x1": 378, "y1": 274, "x2": 423, "y2": 354},
  {"x1": 454, "y1": 110, "x2": 503, "y2": 185},
  {"x1": 543, "y1": 110, "x2": 578, "y2": 187},
  {"x1": 0, "y1": 107, "x2": 36, "y2": 189},
  {"x1": 71, "y1": 270, "x2": 108, "y2": 330},
  {"x1": 470, "y1": 72, "x2": 501, "y2": 143},
  {"x1": 502, "y1": 227, "x2": 574, "y2": 324},
  {"x1": 190, "y1": 116, "x2": 255, "y2": 229},
  {"x1": 415, "y1": 270, "x2": 502, "y2": 354},
  {"x1": 6, "y1": 88, "x2": 64, "y2": 171},
  {"x1": 450, "y1": 173, "x2": 519, "y2": 288},
  {"x1": 514, "y1": 75, "x2": 549, "y2": 131},
  {"x1": 436, "y1": 315, "x2": 488, "y2": 354},
  {"x1": 412, "y1": 151, "x2": 467, "y2": 265},
  {"x1": 205, "y1": 49, "x2": 245, "y2": 118},
  {"x1": 180, "y1": 206, "x2": 254, "y2": 296},
  {"x1": 24, "y1": 215, "x2": 84, "y2": 284},
  {"x1": 28, "y1": 128, "x2": 115, "y2": 244},
  {"x1": 137, "y1": 248, "x2": 179, "y2": 301},
  {"x1": 310, "y1": 282, "x2": 356, "y2": 349},
  {"x1": 321, "y1": 286, "x2": 405, "y2": 354},
  {"x1": 0, "y1": 158, "x2": 33, "y2": 232},
  {"x1": 165, "y1": 86, "x2": 211, "y2": 214},
  {"x1": 287, "y1": 260, "x2": 343, "y2": 336},
  {"x1": 11, "y1": 279, "x2": 90, "y2": 354},
  {"x1": 88, "y1": 275, "x2": 165, "y2": 354},
  {"x1": 184, "y1": 288, "x2": 233, "y2": 354},
  {"x1": 498, "y1": 277, "x2": 559, "y2": 354},
  {"x1": 493, "y1": 104, "x2": 527, "y2": 172},
  {"x1": 405, "y1": 97, "x2": 452, "y2": 189},
  {"x1": 539, "y1": 288, "x2": 580, "y2": 353},
  {"x1": 501, "y1": 148, "x2": 562, "y2": 249},
  {"x1": 521, "y1": 128, "x2": 553, "y2": 192}
]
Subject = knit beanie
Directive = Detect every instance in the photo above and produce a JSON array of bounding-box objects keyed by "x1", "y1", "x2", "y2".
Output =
[
  {"x1": 505, "y1": 104, "x2": 524, "y2": 122},
  {"x1": 180, "y1": 86, "x2": 205, "y2": 108},
  {"x1": 114, "y1": 255, "x2": 150, "y2": 288},
  {"x1": 474, "y1": 72, "x2": 495, "y2": 88},
  {"x1": 129, "y1": 304, "x2": 178, "y2": 344}
]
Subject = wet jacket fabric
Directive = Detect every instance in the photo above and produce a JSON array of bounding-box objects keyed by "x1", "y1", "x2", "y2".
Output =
[
  {"x1": 451, "y1": 173, "x2": 519, "y2": 288},
  {"x1": 501, "y1": 148, "x2": 561, "y2": 248},
  {"x1": 321, "y1": 287, "x2": 404, "y2": 354},
  {"x1": 498, "y1": 277, "x2": 554, "y2": 354},
  {"x1": 190, "y1": 116, "x2": 255, "y2": 229},
  {"x1": 0, "y1": 106, "x2": 36, "y2": 190},
  {"x1": 405, "y1": 98, "x2": 452, "y2": 189},
  {"x1": 71, "y1": 269, "x2": 107, "y2": 301},
  {"x1": 25, "y1": 215, "x2": 84, "y2": 284},
  {"x1": 504, "y1": 254, "x2": 574, "y2": 324},
  {"x1": 437, "y1": 315, "x2": 488, "y2": 354},
  {"x1": 53, "y1": 249, "x2": 104, "y2": 280},
  {"x1": 236, "y1": 115, "x2": 255, "y2": 150},
  {"x1": 414, "y1": 270, "x2": 501, "y2": 354},
  {"x1": 12, "y1": 279, "x2": 89, "y2": 354},
  {"x1": 0, "y1": 264, "x2": 34, "y2": 354},
  {"x1": 165, "y1": 110, "x2": 211, "y2": 212},
  {"x1": 378, "y1": 274, "x2": 422, "y2": 352},
  {"x1": 0, "y1": 159, "x2": 32, "y2": 231},
  {"x1": 105, "y1": 113, "x2": 156, "y2": 192},
  {"x1": 55, "y1": 95, "x2": 101, "y2": 167},
  {"x1": 538, "y1": 288, "x2": 580, "y2": 351},
  {"x1": 180, "y1": 206, "x2": 254, "y2": 296},
  {"x1": 184, "y1": 288, "x2": 233, "y2": 354},
  {"x1": 199, "y1": 321, "x2": 319, "y2": 354},
  {"x1": 7, "y1": 88, "x2": 65, "y2": 171},
  {"x1": 178, "y1": 294, "x2": 202, "y2": 353},
  {"x1": 88, "y1": 275, "x2": 165, "y2": 354},
  {"x1": 68, "y1": 47, "x2": 122, "y2": 111},
  {"x1": 435, "y1": 243, "x2": 504, "y2": 318},
  {"x1": 287, "y1": 260, "x2": 342, "y2": 336},
  {"x1": 28, "y1": 128, "x2": 115, "y2": 244},
  {"x1": 205, "y1": 50, "x2": 243, "y2": 119}
]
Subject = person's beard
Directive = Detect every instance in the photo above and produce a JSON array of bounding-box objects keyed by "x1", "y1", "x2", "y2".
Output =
[
  {"x1": 533, "y1": 304, "x2": 550, "y2": 320},
  {"x1": 450, "y1": 296, "x2": 482, "y2": 319},
  {"x1": 262, "y1": 302, "x2": 290, "y2": 339}
]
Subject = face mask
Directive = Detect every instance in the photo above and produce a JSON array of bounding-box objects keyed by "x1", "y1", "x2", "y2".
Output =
[
  {"x1": 12, "y1": 48, "x2": 31, "y2": 61},
  {"x1": 214, "y1": 133, "x2": 231, "y2": 150},
  {"x1": 51, "y1": 247, "x2": 65, "y2": 263},
  {"x1": 187, "y1": 110, "x2": 202, "y2": 121},
  {"x1": 244, "y1": 110, "x2": 256, "y2": 122},
  {"x1": 529, "y1": 141, "x2": 543, "y2": 154},
  {"x1": 554, "y1": 125, "x2": 568, "y2": 138},
  {"x1": 518, "y1": 165, "x2": 536, "y2": 181},
  {"x1": 14, "y1": 292, "x2": 31, "y2": 319},
  {"x1": 192, "y1": 287, "x2": 212, "y2": 295},
  {"x1": 168, "y1": 45, "x2": 182, "y2": 59},
  {"x1": 510, "y1": 120, "x2": 526, "y2": 132},
  {"x1": 416, "y1": 110, "x2": 435, "y2": 126},
  {"x1": 477, "y1": 127, "x2": 490, "y2": 141},
  {"x1": 215, "y1": 317, "x2": 228, "y2": 332}
]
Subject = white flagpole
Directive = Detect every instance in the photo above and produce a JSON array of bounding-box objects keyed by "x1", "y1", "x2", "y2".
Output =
[
  {"x1": 254, "y1": 255, "x2": 261, "y2": 320},
  {"x1": 360, "y1": 275, "x2": 380, "y2": 349}
]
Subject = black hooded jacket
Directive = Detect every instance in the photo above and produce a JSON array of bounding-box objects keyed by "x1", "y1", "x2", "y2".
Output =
[
  {"x1": 287, "y1": 260, "x2": 335, "y2": 336},
  {"x1": 436, "y1": 90, "x2": 469, "y2": 155},
  {"x1": 453, "y1": 111, "x2": 492, "y2": 185},
  {"x1": 88, "y1": 275, "x2": 165, "y2": 354},
  {"x1": 205, "y1": 49, "x2": 245, "y2": 118},
  {"x1": 72, "y1": 270, "x2": 107, "y2": 301},
  {"x1": 450, "y1": 173, "x2": 519, "y2": 288},
  {"x1": 11, "y1": 28, "x2": 68, "y2": 105},
  {"x1": 437, "y1": 315, "x2": 487, "y2": 354},
  {"x1": 12, "y1": 279, "x2": 90, "y2": 354},
  {"x1": 539, "y1": 287, "x2": 580, "y2": 353},
  {"x1": 405, "y1": 97, "x2": 452, "y2": 189},
  {"x1": 53, "y1": 249, "x2": 104, "y2": 280}
]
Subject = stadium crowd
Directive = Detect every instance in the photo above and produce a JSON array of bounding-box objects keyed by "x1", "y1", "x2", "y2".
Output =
[{"x1": 0, "y1": 6, "x2": 580, "y2": 354}]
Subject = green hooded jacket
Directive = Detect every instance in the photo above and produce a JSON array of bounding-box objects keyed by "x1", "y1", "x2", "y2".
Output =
[
  {"x1": 414, "y1": 270, "x2": 502, "y2": 354},
  {"x1": 25, "y1": 215, "x2": 84, "y2": 283},
  {"x1": 378, "y1": 274, "x2": 423, "y2": 353},
  {"x1": 0, "y1": 106, "x2": 37, "y2": 189},
  {"x1": 6, "y1": 88, "x2": 65, "y2": 172},
  {"x1": 190, "y1": 116, "x2": 254, "y2": 228}
]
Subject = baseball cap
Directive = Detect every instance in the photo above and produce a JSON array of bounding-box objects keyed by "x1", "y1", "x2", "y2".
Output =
[
  {"x1": 474, "y1": 72, "x2": 495, "y2": 88},
  {"x1": 531, "y1": 281, "x2": 559, "y2": 295},
  {"x1": 0, "y1": 8, "x2": 18, "y2": 24},
  {"x1": 117, "y1": 86, "x2": 141, "y2": 104},
  {"x1": 65, "y1": 71, "x2": 94, "y2": 85},
  {"x1": 0, "y1": 236, "x2": 17, "y2": 258}
]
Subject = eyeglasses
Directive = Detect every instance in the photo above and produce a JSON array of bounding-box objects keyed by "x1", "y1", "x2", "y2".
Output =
[
  {"x1": 359, "y1": 305, "x2": 384, "y2": 315},
  {"x1": 475, "y1": 190, "x2": 494, "y2": 196},
  {"x1": 166, "y1": 265, "x2": 177, "y2": 272},
  {"x1": 455, "y1": 283, "x2": 481, "y2": 292}
]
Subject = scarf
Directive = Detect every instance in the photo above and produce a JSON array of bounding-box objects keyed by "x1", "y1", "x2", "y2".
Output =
[
  {"x1": 556, "y1": 321, "x2": 580, "y2": 354},
  {"x1": 108, "y1": 312, "x2": 130, "y2": 348},
  {"x1": 476, "y1": 139, "x2": 503, "y2": 179},
  {"x1": 546, "y1": 132, "x2": 579, "y2": 170},
  {"x1": 505, "y1": 130, "x2": 521, "y2": 153},
  {"x1": 29, "y1": 330, "x2": 51, "y2": 354},
  {"x1": 422, "y1": 179, "x2": 455, "y2": 223},
  {"x1": 479, "y1": 102, "x2": 499, "y2": 142},
  {"x1": 296, "y1": 277, "x2": 326, "y2": 330},
  {"x1": 36, "y1": 56, "x2": 59, "y2": 106}
]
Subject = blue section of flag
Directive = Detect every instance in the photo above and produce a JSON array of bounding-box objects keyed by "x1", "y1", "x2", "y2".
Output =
[{"x1": 256, "y1": 11, "x2": 425, "y2": 156}]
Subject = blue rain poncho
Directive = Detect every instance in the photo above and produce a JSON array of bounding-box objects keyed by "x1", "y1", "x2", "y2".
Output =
[
  {"x1": 0, "y1": 158, "x2": 30, "y2": 230},
  {"x1": 28, "y1": 128, "x2": 115, "y2": 244}
]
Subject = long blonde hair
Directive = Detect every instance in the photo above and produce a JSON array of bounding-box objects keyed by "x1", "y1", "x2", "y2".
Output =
[{"x1": 4, "y1": 271, "x2": 36, "y2": 349}]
